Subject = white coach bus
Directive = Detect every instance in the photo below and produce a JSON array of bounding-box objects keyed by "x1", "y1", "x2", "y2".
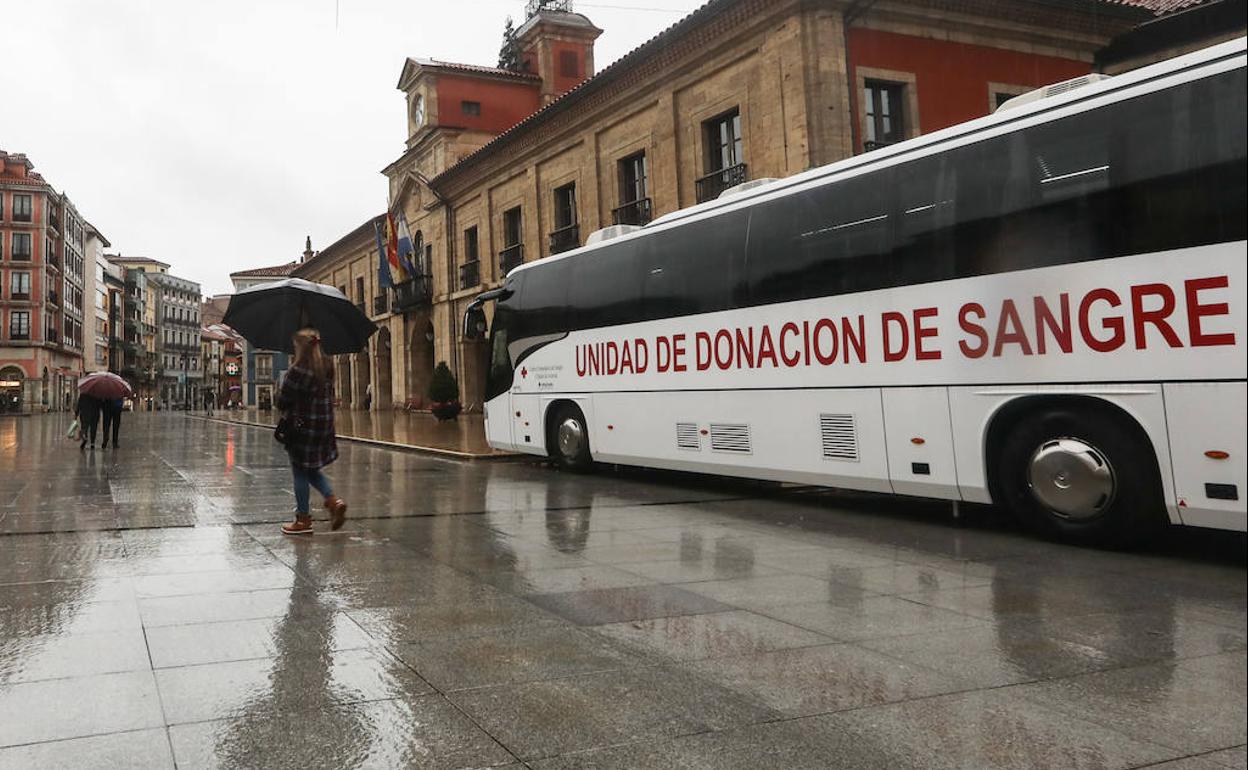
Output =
[{"x1": 464, "y1": 38, "x2": 1247, "y2": 547}]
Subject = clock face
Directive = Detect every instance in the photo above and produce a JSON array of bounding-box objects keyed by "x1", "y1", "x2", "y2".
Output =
[{"x1": 412, "y1": 94, "x2": 426, "y2": 128}]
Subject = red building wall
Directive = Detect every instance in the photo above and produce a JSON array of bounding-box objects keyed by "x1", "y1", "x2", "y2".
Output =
[
  {"x1": 847, "y1": 28, "x2": 1090, "y2": 143},
  {"x1": 436, "y1": 75, "x2": 541, "y2": 134},
  {"x1": 549, "y1": 40, "x2": 588, "y2": 97}
]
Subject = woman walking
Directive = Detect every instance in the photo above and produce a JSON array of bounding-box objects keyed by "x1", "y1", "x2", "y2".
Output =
[
  {"x1": 279, "y1": 327, "x2": 348, "y2": 535},
  {"x1": 75, "y1": 392, "x2": 102, "y2": 451}
]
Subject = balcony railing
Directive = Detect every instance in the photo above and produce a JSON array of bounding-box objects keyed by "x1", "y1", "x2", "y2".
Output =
[
  {"x1": 392, "y1": 275, "x2": 433, "y2": 313},
  {"x1": 46, "y1": 291, "x2": 59, "y2": 306},
  {"x1": 549, "y1": 224, "x2": 580, "y2": 255},
  {"x1": 862, "y1": 140, "x2": 895, "y2": 152},
  {"x1": 459, "y1": 260, "x2": 480, "y2": 291},
  {"x1": 48, "y1": 214, "x2": 61, "y2": 232},
  {"x1": 695, "y1": 163, "x2": 748, "y2": 203},
  {"x1": 8, "y1": 332, "x2": 30, "y2": 341},
  {"x1": 11, "y1": 292, "x2": 30, "y2": 301},
  {"x1": 13, "y1": 211, "x2": 31, "y2": 223},
  {"x1": 612, "y1": 198, "x2": 653, "y2": 226},
  {"x1": 499, "y1": 244, "x2": 524, "y2": 276},
  {"x1": 372, "y1": 295, "x2": 388, "y2": 316}
]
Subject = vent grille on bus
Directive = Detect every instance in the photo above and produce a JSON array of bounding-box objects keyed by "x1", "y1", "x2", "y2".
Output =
[
  {"x1": 709, "y1": 423, "x2": 751, "y2": 454},
  {"x1": 676, "y1": 422, "x2": 701, "y2": 451},
  {"x1": 820, "y1": 414, "x2": 859, "y2": 461}
]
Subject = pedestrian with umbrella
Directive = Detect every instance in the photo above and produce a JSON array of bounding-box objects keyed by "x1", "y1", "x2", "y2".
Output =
[
  {"x1": 224, "y1": 279, "x2": 376, "y2": 534},
  {"x1": 79, "y1": 372, "x2": 133, "y2": 451}
]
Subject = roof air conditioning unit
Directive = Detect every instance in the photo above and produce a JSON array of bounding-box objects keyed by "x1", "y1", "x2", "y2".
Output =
[
  {"x1": 718, "y1": 178, "x2": 780, "y2": 199},
  {"x1": 586, "y1": 224, "x2": 644, "y2": 246},
  {"x1": 995, "y1": 74, "x2": 1111, "y2": 112}
]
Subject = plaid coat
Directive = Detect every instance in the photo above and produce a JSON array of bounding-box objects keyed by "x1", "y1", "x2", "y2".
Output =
[{"x1": 277, "y1": 364, "x2": 339, "y2": 469}]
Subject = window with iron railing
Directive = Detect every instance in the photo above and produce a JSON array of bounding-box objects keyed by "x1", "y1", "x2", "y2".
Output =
[
  {"x1": 613, "y1": 197, "x2": 652, "y2": 227},
  {"x1": 499, "y1": 245, "x2": 524, "y2": 275},
  {"x1": 698, "y1": 109, "x2": 746, "y2": 203},
  {"x1": 551, "y1": 183, "x2": 579, "y2": 254},
  {"x1": 500, "y1": 206, "x2": 524, "y2": 275},
  {"x1": 459, "y1": 260, "x2": 480, "y2": 290},
  {"x1": 696, "y1": 163, "x2": 748, "y2": 204}
]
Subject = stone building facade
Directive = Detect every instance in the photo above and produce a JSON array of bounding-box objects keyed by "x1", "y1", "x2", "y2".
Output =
[
  {"x1": 304, "y1": 0, "x2": 1177, "y2": 412},
  {"x1": 0, "y1": 151, "x2": 93, "y2": 413}
]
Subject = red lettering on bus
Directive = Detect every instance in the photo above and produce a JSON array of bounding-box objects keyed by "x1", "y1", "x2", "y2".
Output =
[
  {"x1": 734, "y1": 328, "x2": 755, "y2": 368},
  {"x1": 1185, "y1": 276, "x2": 1236, "y2": 347},
  {"x1": 1130, "y1": 283, "x2": 1182, "y2": 350},
  {"x1": 958, "y1": 303, "x2": 988, "y2": 358},
  {"x1": 843, "y1": 315, "x2": 866, "y2": 364},
  {"x1": 695, "y1": 331, "x2": 712, "y2": 371},
  {"x1": 780, "y1": 322, "x2": 801, "y2": 367},
  {"x1": 882, "y1": 312, "x2": 909, "y2": 362},
  {"x1": 813, "y1": 318, "x2": 838, "y2": 365},
  {"x1": 757, "y1": 325, "x2": 779, "y2": 368},
  {"x1": 993, "y1": 299, "x2": 1033, "y2": 357},
  {"x1": 913, "y1": 307, "x2": 941, "y2": 361},
  {"x1": 1034, "y1": 294, "x2": 1072, "y2": 355},
  {"x1": 1079, "y1": 288, "x2": 1126, "y2": 352},
  {"x1": 672, "y1": 333, "x2": 687, "y2": 372}
]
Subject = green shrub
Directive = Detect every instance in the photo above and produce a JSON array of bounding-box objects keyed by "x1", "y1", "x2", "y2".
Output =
[{"x1": 428, "y1": 361, "x2": 459, "y2": 403}]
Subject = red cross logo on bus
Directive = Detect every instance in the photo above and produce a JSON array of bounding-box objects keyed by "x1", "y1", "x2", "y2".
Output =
[{"x1": 520, "y1": 367, "x2": 528, "y2": 379}]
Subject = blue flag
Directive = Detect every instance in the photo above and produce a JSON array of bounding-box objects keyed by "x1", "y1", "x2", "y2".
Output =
[
  {"x1": 396, "y1": 212, "x2": 421, "y2": 277},
  {"x1": 375, "y1": 220, "x2": 393, "y2": 289}
]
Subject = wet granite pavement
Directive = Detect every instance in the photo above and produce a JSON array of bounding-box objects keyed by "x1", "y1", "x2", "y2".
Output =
[{"x1": 0, "y1": 413, "x2": 1244, "y2": 769}]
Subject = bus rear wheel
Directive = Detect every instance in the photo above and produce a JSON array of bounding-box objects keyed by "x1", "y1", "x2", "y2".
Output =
[
  {"x1": 549, "y1": 403, "x2": 593, "y2": 472},
  {"x1": 996, "y1": 405, "x2": 1165, "y2": 549}
]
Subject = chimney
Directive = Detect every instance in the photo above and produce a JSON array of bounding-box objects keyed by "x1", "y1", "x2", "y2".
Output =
[
  {"x1": 516, "y1": 4, "x2": 602, "y2": 106},
  {"x1": 303, "y1": 235, "x2": 314, "y2": 262}
]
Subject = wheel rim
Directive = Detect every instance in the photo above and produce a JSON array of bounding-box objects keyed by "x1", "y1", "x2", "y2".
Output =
[
  {"x1": 557, "y1": 417, "x2": 585, "y2": 460},
  {"x1": 1026, "y1": 437, "x2": 1116, "y2": 520}
]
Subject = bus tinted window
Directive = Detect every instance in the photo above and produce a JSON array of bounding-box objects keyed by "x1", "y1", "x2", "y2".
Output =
[
  {"x1": 514, "y1": 258, "x2": 571, "y2": 339},
  {"x1": 641, "y1": 212, "x2": 747, "y2": 319},
  {"x1": 568, "y1": 241, "x2": 643, "y2": 330},
  {"x1": 747, "y1": 168, "x2": 895, "y2": 305}
]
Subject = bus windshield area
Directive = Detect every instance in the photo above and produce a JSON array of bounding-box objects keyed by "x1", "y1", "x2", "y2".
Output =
[{"x1": 485, "y1": 303, "x2": 514, "y2": 402}]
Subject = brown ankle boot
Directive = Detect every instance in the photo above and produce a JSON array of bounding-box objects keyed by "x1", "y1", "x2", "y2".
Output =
[
  {"x1": 324, "y1": 496, "x2": 347, "y2": 531},
  {"x1": 282, "y1": 516, "x2": 314, "y2": 535}
]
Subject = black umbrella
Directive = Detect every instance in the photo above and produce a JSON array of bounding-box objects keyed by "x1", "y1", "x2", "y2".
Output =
[{"x1": 222, "y1": 278, "x2": 377, "y2": 355}]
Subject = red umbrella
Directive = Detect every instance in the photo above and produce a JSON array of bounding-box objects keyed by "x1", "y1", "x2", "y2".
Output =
[{"x1": 78, "y1": 372, "x2": 134, "y2": 400}]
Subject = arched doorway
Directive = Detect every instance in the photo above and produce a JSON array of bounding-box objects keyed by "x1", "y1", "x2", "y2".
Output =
[
  {"x1": 375, "y1": 328, "x2": 393, "y2": 410},
  {"x1": 407, "y1": 319, "x2": 435, "y2": 409},
  {"x1": 0, "y1": 366, "x2": 24, "y2": 414},
  {"x1": 336, "y1": 355, "x2": 352, "y2": 407},
  {"x1": 354, "y1": 349, "x2": 371, "y2": 410}
]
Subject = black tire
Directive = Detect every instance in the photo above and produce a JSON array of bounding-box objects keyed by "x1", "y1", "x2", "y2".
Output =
[
  {"x1": 548, "y1": 403, "x2": 593, "y2": 472},
  {"x1": 995, "y1": 404, "x2": 1166, "y2": 549}
]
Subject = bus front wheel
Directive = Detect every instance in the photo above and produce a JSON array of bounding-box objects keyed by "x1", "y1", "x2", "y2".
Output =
[
  {"x1": 548, "y1": 403, "x2": 593, "y2": 472},
  {"x1": 996, "y1": 405, "x2": 1165, "y2": 549}
]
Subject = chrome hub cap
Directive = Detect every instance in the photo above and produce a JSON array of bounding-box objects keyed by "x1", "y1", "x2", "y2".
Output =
[
  {"x1": 1027, "y1": 438, "x2": 1115, "y2": 520},
  {"x1": 557, "y1": 418, "x2": 585, "y2": 459}
]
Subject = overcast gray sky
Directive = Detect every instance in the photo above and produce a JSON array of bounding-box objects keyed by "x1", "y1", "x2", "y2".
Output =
[{"x1": 2, "y1": 0, "x2": 704, "y2": 296}]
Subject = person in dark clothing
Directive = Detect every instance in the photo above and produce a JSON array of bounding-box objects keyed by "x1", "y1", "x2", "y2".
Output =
[
  {"x1": 75, "y1": 393, "x2": 102, "y2": 450},
  {"x1": 278, "y1": 328, "x2": 347, "y2": 535},
  {"x1": 101, "y1": 398, "x2": 123, "y2": 449}
]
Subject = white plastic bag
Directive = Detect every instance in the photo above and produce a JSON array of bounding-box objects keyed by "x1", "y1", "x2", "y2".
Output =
[{"x1": 67, "y1": 419, "x2": 80, "y2": 440}]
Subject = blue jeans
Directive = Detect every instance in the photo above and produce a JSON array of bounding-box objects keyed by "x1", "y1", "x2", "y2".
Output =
[{"x1": 292, "y1": 466, "x2": 333, "y2": 515}]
